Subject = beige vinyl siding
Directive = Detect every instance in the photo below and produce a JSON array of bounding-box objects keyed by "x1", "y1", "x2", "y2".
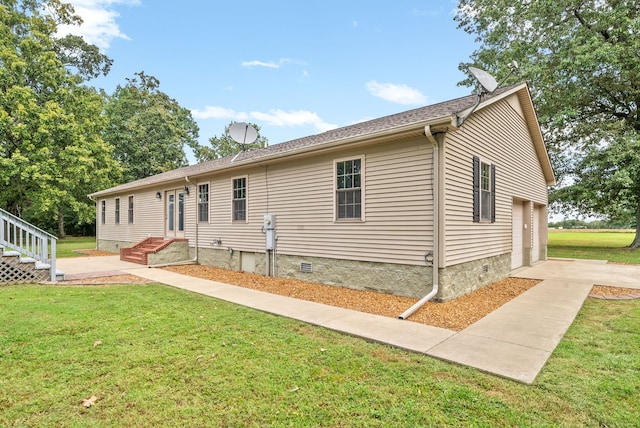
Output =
[
  {"x1": 97, "y1": 189, "x2": 165, "y2": 243},
  {"x1": 443, "y1": 94, "x2": 548, "y2": 267},
  {"x1": 194, "y1": 169, "x2": 264, "y2": 249},
  {"x1": 195, "y1": 138, "x2": 434, "y2": 265}
]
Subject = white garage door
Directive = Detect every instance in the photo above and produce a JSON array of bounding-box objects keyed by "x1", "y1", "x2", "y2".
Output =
[
  {"x1": 511, "y1": 201, "x2": 524, "y2": 269},
  {"x1": 532, "y1": 206, "x2": 541, "y2": 262}
]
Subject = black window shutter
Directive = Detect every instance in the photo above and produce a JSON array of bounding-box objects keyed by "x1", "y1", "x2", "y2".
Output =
[
  {"x1": 472, "y1": 156, "x2": 480, "y2": 222},
  {"x1": 490, "y1": 164, "x2": 496, "y2": 223}
]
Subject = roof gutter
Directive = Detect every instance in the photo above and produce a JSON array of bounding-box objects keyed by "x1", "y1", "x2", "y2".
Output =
[
  {"x1": 88, "y1": 119, "x2": 452, "y2": 199},
  {"x1": 399, "y1": 125, "x2": 444, "y2": 320}
]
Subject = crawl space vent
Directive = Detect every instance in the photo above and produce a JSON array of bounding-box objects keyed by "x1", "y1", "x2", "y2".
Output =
[{"x1": 300, "y1": 262, "x2": 312, "y2": 273}]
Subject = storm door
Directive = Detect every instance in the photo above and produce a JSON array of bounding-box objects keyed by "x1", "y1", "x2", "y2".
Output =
[{"x1": 165, "y1": 189, "x2": 185, "y2": 238}]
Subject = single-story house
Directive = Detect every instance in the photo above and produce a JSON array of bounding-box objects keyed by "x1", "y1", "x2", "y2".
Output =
[{"x1": 91, "y1": 82, "x2": 555, "y2": 302}]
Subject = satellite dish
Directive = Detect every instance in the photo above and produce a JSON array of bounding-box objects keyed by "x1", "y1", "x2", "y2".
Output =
[
  {"x1": 458, "y1": 62, "x2": 519, "y2": 128},
  {"x1": 229, "y1": 122, "x2": 258, "y2": 146},
  {"x1": 468, "y1": 66, "x2": 498, "y2": 93}
]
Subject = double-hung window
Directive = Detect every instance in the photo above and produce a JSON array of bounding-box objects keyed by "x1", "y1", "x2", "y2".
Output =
[
  {"x1": 115, "y1": 198, "x2": 120, "y2": 225},
  {"x1": 128, "y1": 195, "x2": 134, "y2": 224},
  {"x1": 198, "y1": 184, "x2": 209, "y2": 222},
  {"x1": 101, "y1": 200, "x2": 106, "y2": 225},
  {"x1": 473, "y1": 156, "x2": 496, "y2": 223},
  {"x1": 335, "y1": 157, "x2": 363, "y2": 220},
  {"x1": 232, "y1": 177, "x2": 246, "y2": 221}
]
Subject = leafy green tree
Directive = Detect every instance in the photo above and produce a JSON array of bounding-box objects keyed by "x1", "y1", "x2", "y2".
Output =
[
  {"x1": 55, "y1": 34, "x2": 113, "y2": 79},
  {"x1": 551, "y1": 134, "x2": 640, "y2": 243},
  {"x1": 455, "y1": 0, "x2": 640, "y2": 248},
  {"x1": 104, "y1": 72, "x2": 201, "y2": 182},
  {"x1": 0, "y1": 0, "x2": 121, "y2": 237},
  {"x1": 194, "y1": 121, "x2": 268, "y2": 162}
]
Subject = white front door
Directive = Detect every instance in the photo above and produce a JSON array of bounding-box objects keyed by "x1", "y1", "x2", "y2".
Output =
[
  {"x1": 165, "y1": 189, "x2": 185, "y2": 238},
  {"x1": 511, "y1": 201, "x2": 524, "y2": 269}
]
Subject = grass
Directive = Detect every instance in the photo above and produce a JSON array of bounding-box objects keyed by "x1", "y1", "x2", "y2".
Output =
[
  {"x1": 548, "y1": 230, "x2": 639, "y2": 264},
  {"x1": 55, "y1": 236, "x2": 97, "y2": 258},
  {"x1": 1, "y1": 232, "x2": 632, "y2": 425},
  {"x1": 1, "y1": 283, "x2": 638, "y2": 427}
]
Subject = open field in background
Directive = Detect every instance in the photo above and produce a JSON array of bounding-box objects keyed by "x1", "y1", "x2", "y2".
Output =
[
  {"x1": 548, "y1": 230, "x2": 639, "y2": 264},
  {"x1": 1, "y1": 284, "x2": 638, "y2": 427}
]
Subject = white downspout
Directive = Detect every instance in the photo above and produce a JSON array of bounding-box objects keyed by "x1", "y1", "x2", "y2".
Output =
[{"x1": 398, "y1": 125, "x2": 442, "y2": 320}]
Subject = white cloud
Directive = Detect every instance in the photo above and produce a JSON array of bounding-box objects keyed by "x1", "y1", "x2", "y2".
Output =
[
  {"x1": 241, "y1": 58, "x2": 307, "y2": 69},
  {"x1": 251, "y1": 109, "x2": 337, "y2": 132},
  {"x1": 241, "y1": 60, "x2": 280, "y2": 69},
  {"x1": 191, "y1": 107, "x2": 337, "y2": 134},
  {"x1": 58, "y1": 0, "x2": 138, "y2": 50},
  {"x1": 366, "y1": 80, "x2": 428, "y2": 105},
  {"x1": 191, "y1": 106, "x2": 249, "y2": 121}
]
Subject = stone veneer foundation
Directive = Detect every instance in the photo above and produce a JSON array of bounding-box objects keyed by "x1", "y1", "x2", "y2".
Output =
[
  {"x1": 97, "y1": 239, "x2": 133, "y2": 253},
  {"x1": 193, "y1": 248, "x2": 515, "y2": 301},
  {"x1": 97, "y1": 240, "x2": 534, "y2": 301},
  {"x1": 436, "y1": 254, "x2": 512, "y2": 302}
]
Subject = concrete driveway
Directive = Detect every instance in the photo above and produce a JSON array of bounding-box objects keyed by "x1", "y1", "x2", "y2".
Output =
[{"x1": 513, "y1": 258, "x2": 640, "y2": 289}]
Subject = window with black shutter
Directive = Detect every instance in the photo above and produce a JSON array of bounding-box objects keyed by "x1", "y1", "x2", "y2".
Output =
[{"x1": 473, "y1": 156, "x2": 495, "y2": 223}]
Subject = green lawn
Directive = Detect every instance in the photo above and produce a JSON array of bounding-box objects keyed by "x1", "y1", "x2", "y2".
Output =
[
  {"x1": 548, "y1": 230, "x2": 639, "y2": 264},
  {"x1": 1, "y1": 283, "x2": 638, "y2": 427},
  {"x1": 6, "y1": 231, "x2": 631, "y2": 425},
  {"x1": 56, "y1": 236, "x2": 97, "y2": 258}
]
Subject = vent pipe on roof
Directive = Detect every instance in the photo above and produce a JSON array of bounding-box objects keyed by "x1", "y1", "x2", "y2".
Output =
[{"x1": 398, "y1": 125, "x2": 443, "y2": 320}]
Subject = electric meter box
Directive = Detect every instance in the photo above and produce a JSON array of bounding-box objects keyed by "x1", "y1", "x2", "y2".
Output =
[
  {"x1": 266, "y1": 232, "x2": 275, "y2": 250},
  {"x1": 263, "y1": 214, "x2": 276, "y2": 230}
]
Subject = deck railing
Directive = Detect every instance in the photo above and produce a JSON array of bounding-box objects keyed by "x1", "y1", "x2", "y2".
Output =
[{"x1": 0, "y1": 208, "x2": 57, "y2": 281}]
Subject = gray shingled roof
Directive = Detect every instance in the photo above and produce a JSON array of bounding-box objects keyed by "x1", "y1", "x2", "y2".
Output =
[{"x1": 91, "y1": 84, "x2": 521, "y2": 197}]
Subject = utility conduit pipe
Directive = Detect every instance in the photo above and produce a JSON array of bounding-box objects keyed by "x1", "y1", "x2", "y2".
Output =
[{"x1": 398, "y1": 125, "x2": 442, "y2": 320}]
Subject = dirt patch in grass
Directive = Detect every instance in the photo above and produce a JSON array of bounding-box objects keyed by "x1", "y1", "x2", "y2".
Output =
[
  {"x1": 62, "y1": 274, "x2": 153, "y2": 285},
  {"x1": 589, "y1": 285, "x2": 640, "y2": 300},
  {"x1": 73, "y1": 249, "x2": 118, "y2": 256},
  {"x1": 163, "y1": 265, "x2": 540, "y2": 331}
]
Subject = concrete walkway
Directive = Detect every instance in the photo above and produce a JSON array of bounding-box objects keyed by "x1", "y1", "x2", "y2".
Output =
[{"x1": 56, "y1": 256, "x2": 640, "y2": 384}]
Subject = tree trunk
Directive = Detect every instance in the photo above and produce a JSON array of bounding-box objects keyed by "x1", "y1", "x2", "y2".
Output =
[
  {"x1": 58, "y1": 209, "x2": 66, "y2": 239},
  {"x1": 631, "y1": 196, "x2": 640, "y2": 249}
]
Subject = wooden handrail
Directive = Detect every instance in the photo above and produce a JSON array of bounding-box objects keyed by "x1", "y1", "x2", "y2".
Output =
[{"x1": 0, "y1": 208, "x2": 58, "y2": 281}]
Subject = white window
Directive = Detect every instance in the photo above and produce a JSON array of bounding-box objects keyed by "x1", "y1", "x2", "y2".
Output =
[
  {"x1": 198, "y1": 183, "x2": 209, "y2": 222},
  {"x1": 232, "y1": 177, "x2": 247, "y2": 222},
  {"x1": 335, "y1": 157, "x2": 364, "y2": 220},
  {"x1": 473, "y1": 156, "x2": 495, "y2": 223},
  {"x1": 115, "y1": 198, "x2": 120, "y2": 225},
  {"x1": 101, "y1": 200, "x2": 106, "y2": 225},
  {"x1": 128, "y1": 195, "x2": 134, "y2": 224},
  {"x1": 480, "y1": 162, "x2": 491, "y2": 221}
]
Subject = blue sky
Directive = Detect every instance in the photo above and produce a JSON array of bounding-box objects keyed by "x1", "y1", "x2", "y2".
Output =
[{"x1": 62, "y1": 0, "x2": 479, "y2": 161}]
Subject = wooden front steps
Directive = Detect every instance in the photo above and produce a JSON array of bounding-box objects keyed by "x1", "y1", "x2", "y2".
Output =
[
  {"x1": 120, "y1": 237, "x2": 188, "y2": 265},
  {"x1": 1, "y1": 245, "x2": 64, "y2": 284}
]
